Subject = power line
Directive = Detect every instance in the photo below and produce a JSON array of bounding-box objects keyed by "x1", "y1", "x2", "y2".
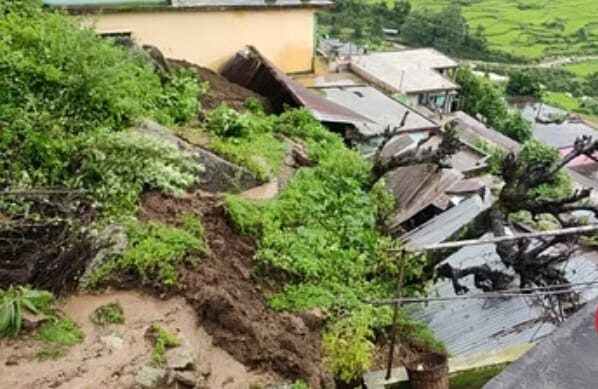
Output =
[
  {"x1": 393, "y1": 224, "x2": 598, "y2": 252},
  {"x1": 369, "y1": 281, "x2": 598, "y2": 305}
]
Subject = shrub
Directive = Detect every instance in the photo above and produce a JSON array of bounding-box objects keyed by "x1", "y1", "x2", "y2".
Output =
[
  {"x1": 0, "y1": 3, "x2": 202, "y2": 216},
  {"x1": 90, "y1": 302, "x2": 125, "y2": 326},
  {"x1": 506, "y1": 70, "x2": 543, "y2": 98},
  {"x1": 0, "y1": 287, "x2": 54, "y2": 337},
  {"x1": 89, "y1": 219, "x2": 205, "y2": 288},
  {"x1": 36, "y1": 318, "x2": 85, "y2": 360}
]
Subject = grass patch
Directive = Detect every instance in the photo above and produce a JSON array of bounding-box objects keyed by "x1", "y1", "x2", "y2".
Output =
[
  {"x1": 35, "y1": 319, "x2": 85, "y2": 361},
  {"x1": 90, "y1": 302, "x2": 125, "y2": 326},
  {"x1": 542, "y1": 91, "x2": 582, "y2": 111},
  {"x1": 450, "y1": 364, "x2": 508, "y2": 389},
  {"x1": 564, "y1": 60, "x2": 598, "y2": 77},
  {"x1": 148, "y1": 324, "x2": 180, "y2": 366},
  {"x1": 88, "y1": 218, "x2": 206, "y2": 288}
]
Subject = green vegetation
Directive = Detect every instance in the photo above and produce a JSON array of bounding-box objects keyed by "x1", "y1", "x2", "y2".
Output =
[
  {"x1": 89, "y1": 218, "x2": 206, "y2": 288},
  {"x1": 318, "y1": 0, "x2": 411, "y2": 48},
  {"x1": 224, "y1": 109, "x2": 434, "y2": 381},
  {"x1": 564, "y1": 60, "x2": 598, "y2": 77},
  {"x1": 36, "y1": 319, "x2": 85, "y2": 360},
  {"x1": 457, "y1": 68, "x2": 532, "y2": 142},
  {"x1": 149, "y1": 324, "x2": 180, "y2": 366},
  {"x1": 90, "y1": 302, "x2": 125, "y2": 326},
  {"x1": 449, "y1": 364, "x2": 508, "y2": 389},
  {"x1": 0, "y1": 287, "x2": 54, "y2": 337},
  {"x1": 206, "y1": 104, "x2": 287, "y2": 181},
  {"x1": 0, "y1": 1, "x2": 202, "y2": 216},
  {"x1": 410, "y1": 0, "x2": 598, "y2": 61},
  {"x1": 542, "y1": 91, "x2": 582, "y2": 112},
  {"x1": 401, "y1": 3, "x2": 489, "y2": 58},
  {"x1": 506, "y1": 70, "x2": 543, "y2": 98}
]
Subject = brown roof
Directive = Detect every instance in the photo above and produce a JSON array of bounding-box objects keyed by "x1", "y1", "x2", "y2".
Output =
[
  {"x1": 221, "y1": 46, "x2": 374, "y2": 126},
  {"x1": 385, "y1": 164, "x2": 464, "y2": 229}
]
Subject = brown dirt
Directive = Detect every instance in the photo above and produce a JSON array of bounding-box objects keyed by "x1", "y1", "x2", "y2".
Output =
[
  {"x1": 138, "y1": 191, "x2": 328, "y2": 388},
  {"x1": 169, "y1": 59, "x2": 272, "y2": 112},
  {"x1": 0, "y1": 290, "x2": 271, "y2": 389}
]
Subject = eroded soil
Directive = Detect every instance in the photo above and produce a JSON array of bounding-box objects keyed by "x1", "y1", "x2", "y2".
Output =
[
  {"x1": 139, "y1": 191, "x2": 328, "y2": 388},
  {"x1": 0, "y1": 290, "x2": 271, "y2": 389}
]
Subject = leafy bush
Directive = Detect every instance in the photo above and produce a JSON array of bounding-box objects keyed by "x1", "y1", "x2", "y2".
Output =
[
  {"x1": 89, "y1": 219, "x2": 206, "y2": 288},
  {"x1": 206, "y1": 105, "x2": 287, "y2": 180},
  {"x1": 0, "y1": 3, "x2": 202, "y2": 215},
  {"x1": 518, "y1": 140, "x2": 572, "y2": 200},
  {"x1": 323, "y1": 308, "x2": 375, "y2": 382},
  {"x1": 457, "y1": 68, "x2": 532, "y2": 142},
  {"x1": 0, "y1": 287, "x2": 54, "y2": 337},
  {"x1": 36, "y1": 318, "x2": 85, "y2": 360},
  {"x1": 506, "y1": 70, "x2": 543, "y2": 98},
  {"x1": 90, "y1": 302, "x2": 125, "y2": 326}
]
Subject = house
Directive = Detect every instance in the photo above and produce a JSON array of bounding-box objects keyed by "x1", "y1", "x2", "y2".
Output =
[
  {"x1": 221, "y1": 46, "x2": 375, "y2": 133},
  {"x1": 409, "y1": 239, "x2": 598, "y2": 361},
  {"x1": 484, "y1": 297, "x2": 598, "y2": 389},
  {"x1": 349, "y1": 48, "x2": 460, "y2": 114},
  {"x1": 43, "y1": 0, "x2": 332, "y2": 73}
]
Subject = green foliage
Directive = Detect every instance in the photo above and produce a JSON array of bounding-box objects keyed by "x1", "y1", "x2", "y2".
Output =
[
  {"x1": 206, "y1": 104, "x2": 287, "y2": 180},
  {"x1": 457, "y1": 68, "x2": 532, "y2": 142},
  {"x1": 323, "y1": 307, "x2": 375, "y2": 382},
  {"x1": 472, "y1": 138, "x2": 507, "y2": 175},
  {"x1": 36, "y1": 318, "x2": 84, "y2": 346},
  {"x1": 0, "y1": 287, "x2": 54, "y2": 338},
  {"x1": 35, "y1": 318, "x2": 84, "y2": 360},
  {"x1": 90, "y1": 302, "x2": 125, "y2": 326},
  {"x1": 449, "y1": 363, "x2": 508, "y2": 389},
  {"x1": 0, "y1": 3, "x2": 202, "y2": 216},
  {"x1": 290, "y1": 381, "x2": 310, "y2": 389},
  {"x1": 518, "y1": 140, "x2": 572, "y2": 200},
  {"x1": 318, "y1": 0, "x2": 411, "y2": 47},
  {"x1": 506, "y1": 70, "x2": 543, "y2": 98},
  {"x1": 90, "y1": 219, "x2": 205, "y2": 288},
  {"x1": 401, "y1": 3, "x2": 488, "y2": 58},
  {"x1": 149, "y1": 324, "x2": 180, "y2": 366}
]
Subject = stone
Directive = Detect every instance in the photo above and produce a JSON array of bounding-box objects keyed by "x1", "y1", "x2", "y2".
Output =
[
  {"x1": 80, "y1": 224, "x2": 127, "y2": 288},
  {"x1": 165, "y1": 344, "x2": 196, "y2": 371},
  {"x1": 173, "y1": 370, "x2": 197, "y2": 387},
  {"x1": 135, "y1": 365, "x2": 167, "y2": 389},
  {"x1": 100, "y1": 334, "x2": 125, "y2": 351},
  {"x1": 5, "y1": 355, "x2": 18, "y2": 366}
]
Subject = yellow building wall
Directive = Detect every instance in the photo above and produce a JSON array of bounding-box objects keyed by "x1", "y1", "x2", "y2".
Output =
[{"x1": 83, "y1": 9, "x2": 315, "y2": 73}]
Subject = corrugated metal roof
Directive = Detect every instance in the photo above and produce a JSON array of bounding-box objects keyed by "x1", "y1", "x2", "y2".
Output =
[
  {"x1": 484, "y1": 297, "x2": 598, "y2": 389},
  {"x1": 453, "y1": 111, "x2": 521, "y2": 153},
  {"x1": 385, "y1": 164, "x2": 464, "y2": 229},
  {"x1": 317, "y1": 85, "x2": 440, "y2": 135},
  {"x1": 350, "y1": 49, "x2": 460, "y2": 95},
  {"x1": 402, "y1": 189, "x2": 493, "y2": 249},
  {"x1": 221, "y1": 46, "x2": 374, "y2": 126},
  {"x1": 409, "y1": 240, "x2": 598, "y2": 359}
]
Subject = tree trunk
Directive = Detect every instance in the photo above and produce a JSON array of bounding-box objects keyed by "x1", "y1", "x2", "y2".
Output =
[{"x1": 405, "y1": 353, "x2": 449, "y2": 389}]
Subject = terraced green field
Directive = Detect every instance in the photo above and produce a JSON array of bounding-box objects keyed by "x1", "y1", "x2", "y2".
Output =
[
  {"x1": 564, "y1": 60, "x2": 598, "y2": 77},
  {"x1": 410, "y1": 0, "x2": 598, "y2": 61}
]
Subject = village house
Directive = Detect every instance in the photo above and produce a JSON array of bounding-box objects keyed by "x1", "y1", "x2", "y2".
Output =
[
  {"x1": 43, "y1": 0, "x2": 332, "y2": 73},
  {"x1": 350, "y1": 48, "x2": 460, "y2": 114}
]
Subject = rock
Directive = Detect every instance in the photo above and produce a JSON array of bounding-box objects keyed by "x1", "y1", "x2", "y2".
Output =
[
  {"x1": 173, "y1": 370, "x2": 197, "y2": 387},
  {"x1": 100, "y1": 334, "x2": 125, "y2": 351},
  {"x1": 135, "y1": 120, "x2": 262, "y2": 193},
  {"x1": 135, "y1": 365, "x2": 167, "y2": 389},
  {"x1": 299, "y1": 308, "x2": 326, "y2": 330},
  {"x1": 80, "y1": 224, "x2": 127, "y2": 288},
  {"x1": 165, "y1": 344, "x2": 196, "y2": 371}
]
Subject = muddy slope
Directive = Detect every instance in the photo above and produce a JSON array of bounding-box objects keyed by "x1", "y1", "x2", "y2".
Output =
[
  {"x1": 169, "y1": 59, "x2": 272, "y2": 112},
  {"x1": 139, "y1": 192, "x2": 326, "y2": 387}
]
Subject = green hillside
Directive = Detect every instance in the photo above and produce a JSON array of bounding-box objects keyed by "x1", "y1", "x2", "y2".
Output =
[{"x1": 410, "y1": 0, "x2": 598, "y2": 61}]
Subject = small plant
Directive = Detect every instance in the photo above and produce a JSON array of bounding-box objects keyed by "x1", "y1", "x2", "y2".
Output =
[
  {"x1": 90, "y1": 302, "x2": 125, "y2": 326},
  {"x1": 148, "y1": 324, "x2": 180, "y2": 366},
  {"x1": 291, "y1": 380, "x2": 309, "y2": 389},
  {"x1": 35, "y1": 318, "x2": 85, "y2": 360},
  {"x1": 89, "y1": 219, "x2": 205, "y2": 288},
  {"x1": 0, "y1": 287, "x2": 54, "y2": 337}
]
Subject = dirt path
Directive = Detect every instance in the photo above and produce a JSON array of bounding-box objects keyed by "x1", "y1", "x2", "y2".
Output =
[{"x1": 0, "y1": 290, "x2": 272, "y2": 389}]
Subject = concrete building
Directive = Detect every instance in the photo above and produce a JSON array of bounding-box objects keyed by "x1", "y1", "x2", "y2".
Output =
[
  {"x1": 350, "y1": 48, "x2": 460, "y2": 114},
  {"x1": 44, "y1": 0, "x2": 332, "y2": 73}
]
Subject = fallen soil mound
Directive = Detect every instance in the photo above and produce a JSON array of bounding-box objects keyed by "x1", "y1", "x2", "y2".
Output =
[
  {"x1": 139, "y1": 192, "x2": 327, "y2": 387},
  {"x1": 169, "y1": 59, "x2": 272, "y2": 112},
  {"x1": 1, "y1": 290, "x2": 271, "y2": 388}
]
